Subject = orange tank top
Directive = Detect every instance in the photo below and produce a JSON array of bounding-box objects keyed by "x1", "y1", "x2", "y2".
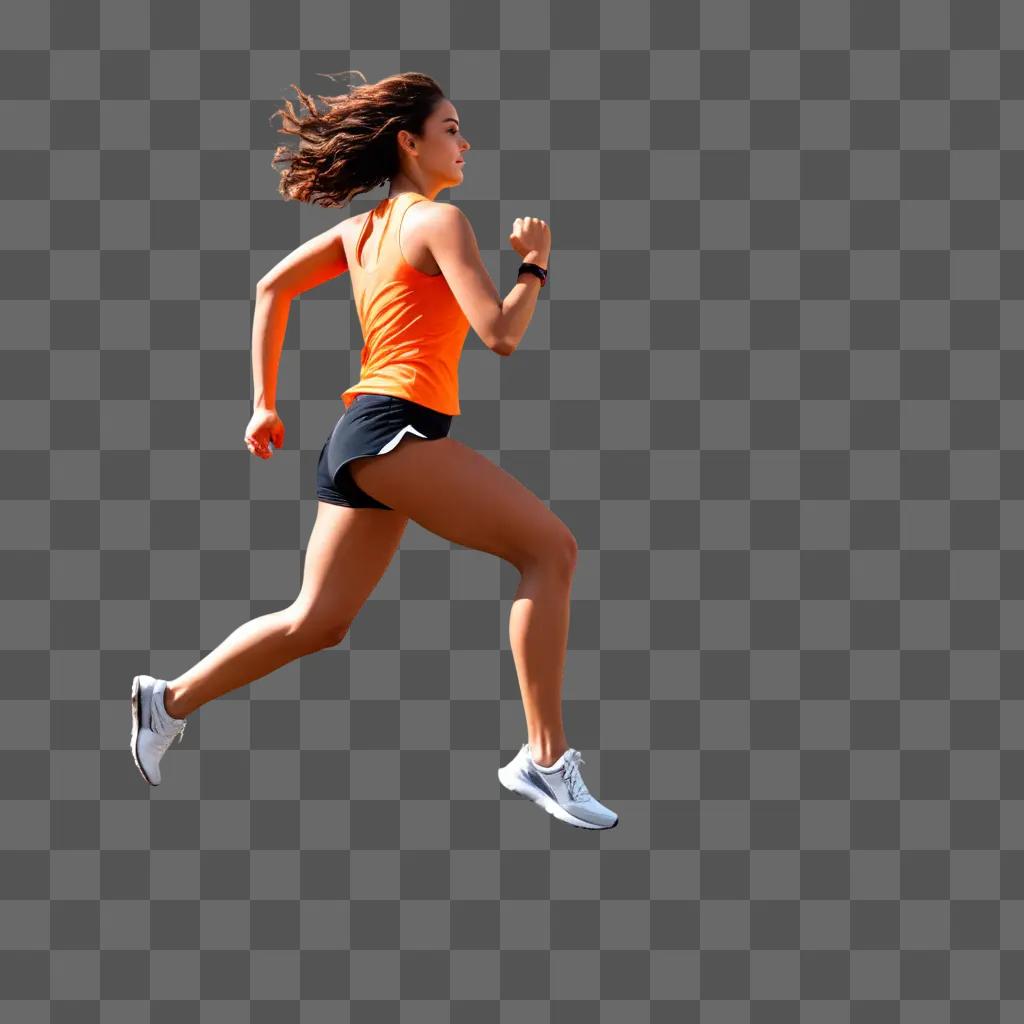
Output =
[{"x1": 341, "y1": 191, "x2": 470, "y2": 416}]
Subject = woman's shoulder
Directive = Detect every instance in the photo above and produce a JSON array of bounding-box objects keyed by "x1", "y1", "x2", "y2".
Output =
[{"x1": 340, "y1": 197, "x2": 451, "y2": 277}]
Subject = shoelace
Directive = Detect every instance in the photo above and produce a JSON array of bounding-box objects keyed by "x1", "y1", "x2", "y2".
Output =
[
  {"x1": 157, "y1": 718, "x2": 186, "y2": 746},
  {"x1": 562, "y1": 750, "x2": 591, "y2": 802}
]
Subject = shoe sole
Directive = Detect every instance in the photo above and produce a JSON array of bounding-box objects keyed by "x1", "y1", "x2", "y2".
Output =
[
  {"x1": 130, "y1": 675, "x2": 156, "y2": 786},
  {"x1": 497, "y1": 762, "x2": 618, "y2": 830}
]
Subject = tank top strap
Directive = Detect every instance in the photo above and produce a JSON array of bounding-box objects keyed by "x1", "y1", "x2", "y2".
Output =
[{"x1": 355, "y1": 192, "x2": 425, "y2": 274}]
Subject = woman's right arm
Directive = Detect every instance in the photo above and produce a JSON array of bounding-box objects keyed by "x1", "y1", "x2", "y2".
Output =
[{"x1": 426, "y1": 205, "x2": 549, "y2": 356}]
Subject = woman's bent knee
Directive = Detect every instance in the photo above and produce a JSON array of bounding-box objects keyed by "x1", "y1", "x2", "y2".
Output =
[
  {"x1": 522, "y1": 529, "x2": 578, "y2": 578},
  {"x1": 286, "y1": 607, "x2": 350, "y2": 650}
]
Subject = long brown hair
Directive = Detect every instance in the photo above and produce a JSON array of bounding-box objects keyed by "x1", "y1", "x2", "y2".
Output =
[{"x1": 269, "y1": 70, "x2": 446, "y2": 208}]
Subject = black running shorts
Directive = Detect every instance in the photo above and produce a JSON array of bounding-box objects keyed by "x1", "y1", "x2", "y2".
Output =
[{"x1": 315, "y1": 393, "x2": 454, "y2": 510}]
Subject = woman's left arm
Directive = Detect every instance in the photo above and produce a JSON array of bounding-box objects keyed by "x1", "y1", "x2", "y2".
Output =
[
  {"x1": 252, "y1": 223, "x2": 349, "y2": 410},
  {"x1": 257, "y1": 221, "x2": 348, "y2": 297}
]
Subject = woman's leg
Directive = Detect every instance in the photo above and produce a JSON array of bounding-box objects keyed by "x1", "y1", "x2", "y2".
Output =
[
  {"x1": 348, "y1": 437, "x2": 579, "y2": 766},
  {"x1": 507, "y1": 560, "x2": 576, "y2": 765},
  {"x1": 161, "y1": 501, "x2": 409, "y2": 718}
]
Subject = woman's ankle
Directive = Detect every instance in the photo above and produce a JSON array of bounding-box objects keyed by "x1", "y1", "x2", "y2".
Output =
[
  {"x1": 529, "y1": 741, "x2": 568, "y2": 767},
  {"x1": 161, "y1": 680, "x2": 188, "y2": 720}
]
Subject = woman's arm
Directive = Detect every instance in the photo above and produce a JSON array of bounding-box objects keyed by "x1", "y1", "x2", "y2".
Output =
[
  {"x1": 252, "y1": 223, "x2": 349, "y2": 410},
  {"x1": 250, "y1": 290, "x2": 292, "y2": 411},
  {"x1": 425, "y1": 204, "x2": 548, "y2": 356}
]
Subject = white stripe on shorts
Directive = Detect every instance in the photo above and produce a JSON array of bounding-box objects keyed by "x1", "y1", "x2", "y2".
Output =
[{"x1": 377, "y1": 423, "x2": 429, "y2": 454}]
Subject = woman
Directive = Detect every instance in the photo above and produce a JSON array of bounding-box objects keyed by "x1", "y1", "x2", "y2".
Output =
[{"x1": 130, "y1": 71, "x2": 617, "y2": 830}]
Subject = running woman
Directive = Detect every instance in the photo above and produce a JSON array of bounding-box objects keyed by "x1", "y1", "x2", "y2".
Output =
[{"x1": 131, "y1": 71, "x2": 617, "y2": 830}]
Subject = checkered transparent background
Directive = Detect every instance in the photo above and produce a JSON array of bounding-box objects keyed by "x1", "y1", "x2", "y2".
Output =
[{"x1": 3, "y1": 0, "x2": 1024, "y2": 1020}]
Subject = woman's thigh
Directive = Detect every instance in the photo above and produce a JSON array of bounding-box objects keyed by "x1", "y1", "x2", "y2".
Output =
[
  {"x1": 292, "y1": 501, "x2": 409, "y2": 640},
  {"x1": 347, "y1": 436, "x2": 577, "y2": 573}
]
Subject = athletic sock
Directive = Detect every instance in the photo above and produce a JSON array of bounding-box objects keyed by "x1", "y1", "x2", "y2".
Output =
[
  {"x1": 530, "y1": 748, "x2": 567, "y2": 772},
  {"x1": 151, "y1": 678, "x2": 184, "y2": 734}
]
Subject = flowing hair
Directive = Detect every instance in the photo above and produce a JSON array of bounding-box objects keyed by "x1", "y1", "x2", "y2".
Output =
[{"x1": 269, "y1": 70, "x2": 446, "y2": 208}]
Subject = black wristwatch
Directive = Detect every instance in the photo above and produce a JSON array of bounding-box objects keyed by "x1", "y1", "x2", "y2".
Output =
[{"x1": 517, "y1": 262, "x2": 548, "y2": 287}]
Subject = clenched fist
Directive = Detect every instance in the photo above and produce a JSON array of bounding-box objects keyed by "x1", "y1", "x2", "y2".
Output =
[
  {"x1": 244, "y1": 408, "x2": 285, "y2": 460},
  {"x1": 509, "y1": 216, "x2": 551, "y2": 261}
]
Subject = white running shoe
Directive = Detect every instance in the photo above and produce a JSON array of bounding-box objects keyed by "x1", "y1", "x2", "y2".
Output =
[
  {"x1": 497, "y1": 743, "x2": 619, "y2": 830},
  {"x1": 130, "y1": 675, "x2": 187, "y2": 786}
]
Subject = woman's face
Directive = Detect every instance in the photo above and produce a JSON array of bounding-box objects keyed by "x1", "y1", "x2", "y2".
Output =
[{"x1": 403, "y1": 100, "x2": 470, "y2": 187}]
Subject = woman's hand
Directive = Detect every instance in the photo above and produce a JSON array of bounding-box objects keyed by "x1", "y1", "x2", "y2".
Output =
[
  {"x1": 244, "y1": 408, "x2": 285, "y2": 460},
  {"x1": 509, "y1": 216, "x2": 551, "y2": 262}
]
